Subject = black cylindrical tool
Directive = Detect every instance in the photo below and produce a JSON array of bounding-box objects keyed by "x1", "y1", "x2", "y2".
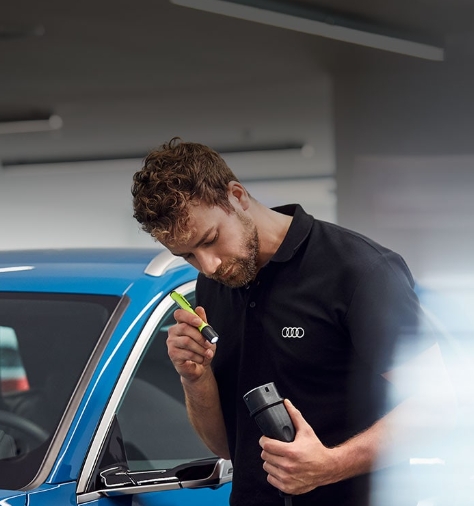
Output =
[
  {"x1": 243, "y1": 382, "x2": 295, "y2": 442},
  {"x1": 244, "y1": 382, "x2": 296, "y2": 505}
]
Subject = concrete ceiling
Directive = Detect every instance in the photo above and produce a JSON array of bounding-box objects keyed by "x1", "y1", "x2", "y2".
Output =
[{"x1": 1, "y1": 0, "x2": 473, "y2": 166}]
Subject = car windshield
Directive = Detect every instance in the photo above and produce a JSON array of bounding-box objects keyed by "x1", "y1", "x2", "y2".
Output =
[{"x1": 0, "y1": 292, "x2": 120, "y2": 490}]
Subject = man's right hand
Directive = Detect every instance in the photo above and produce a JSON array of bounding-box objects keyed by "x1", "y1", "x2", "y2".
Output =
[
  {"x1": 167, "y1": 305, "x2": 229, "y2": 459},
  {"x1": 167, "y1": 305, "x2": 216, "y2": 383}
]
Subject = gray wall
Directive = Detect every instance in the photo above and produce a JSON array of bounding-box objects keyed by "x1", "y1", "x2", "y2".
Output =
[
  {"x1": 2, "y1": 60, "x2": 473, "y2": 299},
  {"x1": 0, "y1": 74, "x2": 336, "y2": 250},
  {"x1": 334, "y1": 66, "x2": 474, "y2": 291}
]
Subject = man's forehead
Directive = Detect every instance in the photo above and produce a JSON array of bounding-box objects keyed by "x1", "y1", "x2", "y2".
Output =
[
  {"x1": 162, "y1": 225, "x2": 197, "y2": 252},
  {"x1": 163, "y1": 203, "x2": 228, "y2": 252}
]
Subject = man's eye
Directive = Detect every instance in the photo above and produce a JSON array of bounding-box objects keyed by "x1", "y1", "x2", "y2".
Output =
[{"x1": 205, "y1": 233, "x2": 218, "y2": 246}]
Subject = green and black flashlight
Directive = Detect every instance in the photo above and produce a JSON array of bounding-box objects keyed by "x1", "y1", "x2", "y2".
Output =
[{"x1": 169, "y1": 290, "x2": 219, "y2": 344}]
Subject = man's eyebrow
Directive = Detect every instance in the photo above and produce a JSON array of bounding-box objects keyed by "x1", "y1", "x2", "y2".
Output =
[
  {"x1": 173, "y1": 227, "x2": 214, "y2": 257},
  {"x1": 194, "y1": 227, "x2": 214, "y2": 248}
]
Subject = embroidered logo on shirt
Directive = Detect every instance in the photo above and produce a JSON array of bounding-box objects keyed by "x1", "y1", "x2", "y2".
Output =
[{"x1": 281, "y1": 327, "x2": 305, "y2": 338}]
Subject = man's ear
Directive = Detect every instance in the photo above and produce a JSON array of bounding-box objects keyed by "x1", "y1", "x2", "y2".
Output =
[{"x1": 227, "y1": 181, "x2": 250, "y2": 211}]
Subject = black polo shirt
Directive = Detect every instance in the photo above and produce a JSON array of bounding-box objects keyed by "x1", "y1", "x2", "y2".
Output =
[{"x1": 196, "y1": 204, "x2": 431, "y2": 506}]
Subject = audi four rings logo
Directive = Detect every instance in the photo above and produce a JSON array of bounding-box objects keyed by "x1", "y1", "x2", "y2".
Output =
[{"x1": 282, "y1": 327, "x2": 305, "y2": 338}]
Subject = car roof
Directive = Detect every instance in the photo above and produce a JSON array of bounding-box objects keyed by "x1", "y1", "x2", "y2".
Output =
[{"x1": 0, "y1": 248, "x2": 191, "y2": 295}]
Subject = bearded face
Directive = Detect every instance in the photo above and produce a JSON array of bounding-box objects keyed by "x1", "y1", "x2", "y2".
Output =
[{"x1": 207, "y1": 210, "x2": 259, "y2": 288}]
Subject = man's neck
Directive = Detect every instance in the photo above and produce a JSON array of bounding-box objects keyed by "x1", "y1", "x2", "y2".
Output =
[{"x1": 253, "y1": 203, "x2": 293, "y2": 268}]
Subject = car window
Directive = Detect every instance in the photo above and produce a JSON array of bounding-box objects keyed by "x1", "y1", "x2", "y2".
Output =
[
  {"x1": 116, "y1": 290, "x2": 215, "y2": 472},
  {"x1": 0, "y1": 327, "x2": 29, "y2": 393},
  {"x1": 0, "y1": 292, "x2": 121, "y2": 490}
]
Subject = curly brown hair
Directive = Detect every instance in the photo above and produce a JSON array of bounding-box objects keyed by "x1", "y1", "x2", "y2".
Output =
[{"x1": 132, "y1": 137, "x2": 239, "y2": 245}]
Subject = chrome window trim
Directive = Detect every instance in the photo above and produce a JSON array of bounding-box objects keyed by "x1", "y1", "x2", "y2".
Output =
[{"x1": 76, "y1": 280, "x2": 196, "y2": 501}]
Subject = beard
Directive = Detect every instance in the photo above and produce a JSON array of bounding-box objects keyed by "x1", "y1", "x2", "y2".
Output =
[{"x1": 207, "y1": 211, "x2": 259, "y2": 288}]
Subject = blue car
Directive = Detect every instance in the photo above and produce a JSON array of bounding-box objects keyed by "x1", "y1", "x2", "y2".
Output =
[{"x1": 0, "y1": 248, "x2": 232, "y2": 505}]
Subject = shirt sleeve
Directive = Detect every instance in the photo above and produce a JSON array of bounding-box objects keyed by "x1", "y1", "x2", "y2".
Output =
[{"x1": 344, "y1": 251, "x2": 436, "y2": 375}]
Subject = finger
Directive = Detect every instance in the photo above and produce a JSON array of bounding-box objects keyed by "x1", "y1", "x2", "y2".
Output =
[
  {"x1": 167, "y1": 324, "x2": 214, "y2": 361},
  {"x1": 267, "y1": 473, "x2": 285, "y2": 493},
  {"x1": 168, "y1": 342, "x2": 214, "y2": 364},
  {"x1": 194, "y1": 305, "x2": 207, "y2": 322},
  {"x1": 169, "y1": 321, "x2": 206, "y2": 346},
  {"x1": 173, "y1": 307, "x2": 203, "y2": 328},
  {"x1": 173, "y1": 314, "x2": 215, "y2": 348},
  {"x1": 284, "y1": 399, "x2": 312, "y2": 435},
  {"x1": 259, "y1": 436, "x2": 288, "y2": 459},
  {"x1": 262, "y1": 459, "x2": 283, "y2": 479},
  {"x1": 263, "y1": 463, "x2": 289, "y2": 493},
  {"x1": 172, "y1": 308, "x2": 216, "y2": 350}
]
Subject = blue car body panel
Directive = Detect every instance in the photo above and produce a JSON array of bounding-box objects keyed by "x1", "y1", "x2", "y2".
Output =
[
  {"x1": 0, "y1": 248, "x2": 164, "y2": 294},
  {"x1": 0, "y1": 249, "x2": 231, "y2": 505}
]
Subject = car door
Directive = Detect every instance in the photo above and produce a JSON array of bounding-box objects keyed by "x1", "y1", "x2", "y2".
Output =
[{"x1": 76, "y1": 281, "x2": 232, "y2": 505}]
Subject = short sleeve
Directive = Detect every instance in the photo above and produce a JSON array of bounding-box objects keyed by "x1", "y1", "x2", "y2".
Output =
[{"x1": 345, "y1": 251, "x2": 435, "y2": 375}]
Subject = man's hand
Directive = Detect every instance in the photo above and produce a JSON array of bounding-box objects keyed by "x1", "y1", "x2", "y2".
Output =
[
  {"x1": 167, "y1": 305, "x2": 229, "y2": 459},
  {"x1": 259, "y1": 400, "x2": 341, "y2": 495},
  {"x1": 167, "y1": 306, "x2": 216, "y2": 383}
]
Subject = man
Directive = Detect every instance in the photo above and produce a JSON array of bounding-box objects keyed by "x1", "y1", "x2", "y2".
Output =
[{"x1": 131, "y1": 138, "x2": 455, "y2": 506}]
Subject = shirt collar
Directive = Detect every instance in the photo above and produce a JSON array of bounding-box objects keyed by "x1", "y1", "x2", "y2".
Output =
[{"x1": 270, "y1": 204, "x2": 313, "y2": 263}]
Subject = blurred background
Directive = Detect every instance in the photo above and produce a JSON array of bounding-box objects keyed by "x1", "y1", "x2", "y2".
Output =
[
  {"x1": 0, "y1": 1, "x2": 473, "y2": 501},
  {"x1": 1, "y1": 0, "x2": 473, "y2": 287}
]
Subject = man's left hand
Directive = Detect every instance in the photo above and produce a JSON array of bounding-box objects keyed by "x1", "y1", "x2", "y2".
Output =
[{"x1": 259, "y1": 399, "x2": 341, "y2": 495}]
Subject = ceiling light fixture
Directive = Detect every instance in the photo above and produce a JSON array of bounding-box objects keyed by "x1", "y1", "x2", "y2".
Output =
[
  {"x1": 1, "y1": 141, "x2": 304, "y2": 167},
  {"x1": 170, "y1": 0, "x2": 444, "y2": 61},
  {"x1": 0, "y1": 114, "x2": 63, "y2": 135}
]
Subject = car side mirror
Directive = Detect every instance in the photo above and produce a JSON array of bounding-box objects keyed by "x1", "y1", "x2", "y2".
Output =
[
  {"x1": 82, "y1": 414, "x2": 232, "y2": 500},
  {"x1": 98, "y1": 457, "x2": 233, "y2": 497}
]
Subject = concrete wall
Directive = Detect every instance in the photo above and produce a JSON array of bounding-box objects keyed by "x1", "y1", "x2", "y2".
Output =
[
  {"x1": 0, "y1": 74, "x2": 336, "y2": 250},
  {"x1": 334, "y1": 65, "x2": 474, "y2": 289}
]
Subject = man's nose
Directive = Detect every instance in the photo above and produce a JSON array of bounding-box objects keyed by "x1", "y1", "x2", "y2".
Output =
[{"x1": 197, "y1": 252, "x2": 221, "y2": 276}]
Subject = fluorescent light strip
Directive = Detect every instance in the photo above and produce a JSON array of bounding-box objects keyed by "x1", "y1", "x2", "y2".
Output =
[
  {"x1": 170, "y1": 0, "x2": 444, "y2": 61},
  {"x1": 0, "y1": 115, "x2": 63, "y2": 135}
]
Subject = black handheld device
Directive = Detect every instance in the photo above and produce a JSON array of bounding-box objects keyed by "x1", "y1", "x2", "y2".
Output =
[
  {"x1": 244, "y1": 382, "x2": 295, "y2": 505},
  {"x1": 243, "y1": 382, "x2": 295, "y2": 442}
]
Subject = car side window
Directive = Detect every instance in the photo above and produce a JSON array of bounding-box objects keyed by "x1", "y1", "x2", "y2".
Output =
[
  {"x1": 0, "y1": 327, "x2": 29, "y2": 395},
  {"x1": 116, "y1": 291, "x2": 214, "y2": 472}
]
